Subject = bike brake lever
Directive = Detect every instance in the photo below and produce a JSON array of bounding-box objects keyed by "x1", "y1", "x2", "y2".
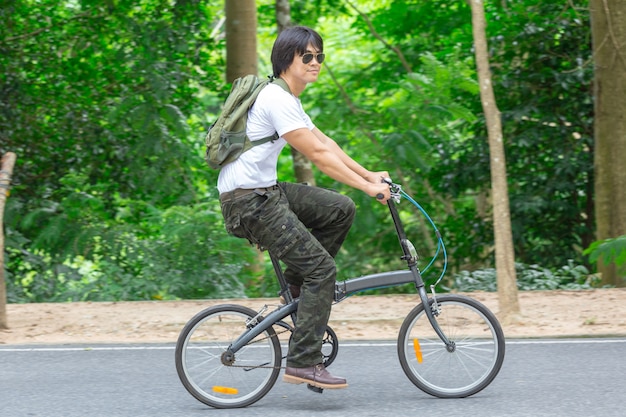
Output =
[
  {"x1": 379, "y1": 178, "x2": 401, "y2": 203},
  {"x1": 390, "y1": 183, "x2": 402, "y2": 204}
]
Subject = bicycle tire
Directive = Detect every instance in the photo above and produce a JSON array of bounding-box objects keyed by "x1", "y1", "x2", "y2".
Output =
[
  {"x1": 397, "y1": 294, "x2": 505, "y2": 398},
  {"x1": 175, "y1": 304, "x2": 281, "y2": 409}
]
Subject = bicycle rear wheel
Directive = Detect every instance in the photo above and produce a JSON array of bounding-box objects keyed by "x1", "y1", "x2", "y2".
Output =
[
  {"x1": 175, "y1": 304, "x2": 281, "y2": 409},
  {"x1": 397, "y1": 294, "x2": 505, "y2": 398}
]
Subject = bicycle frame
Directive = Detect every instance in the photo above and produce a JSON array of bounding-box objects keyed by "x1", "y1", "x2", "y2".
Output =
[
  {"x1": 228, "y1": 183, "x2": 453, "y2": 355},
  {"x1": 176, "y1": 181, "x2": 506, "y2": 409}
]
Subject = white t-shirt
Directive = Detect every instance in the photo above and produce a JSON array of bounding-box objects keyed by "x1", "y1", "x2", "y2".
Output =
[{"x1": 217, "y1": 83, "x2": 316, "y2": 193}]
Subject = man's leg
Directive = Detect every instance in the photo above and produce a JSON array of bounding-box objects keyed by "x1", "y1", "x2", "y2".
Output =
[
  {"x1": 224, "y1": 186, "x2": 348, "y2": 388},
  {"x1": 279, "y1": 232, "x2": 348, "y2": 389},
  {"x1": 279, "y1": 182, "x2": 356, "y2": 287}
]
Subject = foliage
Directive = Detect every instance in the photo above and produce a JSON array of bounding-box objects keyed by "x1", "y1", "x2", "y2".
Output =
[
  {"x1": 0, "y1": 0, "x2": 259, "y2": 302},
  {"x1": 450, "y1": 261, "x2": 599, "y2": 293},
  {"x1": 4, "y1": 172, "x2": 258, "y2": 302},
  {"x1": 0, "y1": 0, "x2": 604, "y2": 302},
  {"x1": 584, "y1": 235, "x2": 626, "y2": 279},
  {"x1": 429, "y1": 0, "x2": 594, "y2": 269}
]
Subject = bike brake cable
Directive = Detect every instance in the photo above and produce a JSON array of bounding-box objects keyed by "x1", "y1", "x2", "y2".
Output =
[{"x1": 398, "y1": 188, "x2": 448, "y2": 287}]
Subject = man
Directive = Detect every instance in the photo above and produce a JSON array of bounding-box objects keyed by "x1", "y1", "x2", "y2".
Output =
[{"x1": 218, "y1": 26, "x2": 390, "y2": 390}]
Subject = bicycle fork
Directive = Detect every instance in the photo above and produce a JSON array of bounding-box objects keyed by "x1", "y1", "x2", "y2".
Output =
[
  {"x1": 387, "y1": 194, "x2": 455, "y2": 351},
  {"x1": 414, "y1": 276, "x2": 455, "y2": 352}
]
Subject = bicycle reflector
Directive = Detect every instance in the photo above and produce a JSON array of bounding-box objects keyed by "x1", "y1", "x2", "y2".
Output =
[
  {"x1": 212, "y1": 386, "x2": 239, "y2": 395},
  {"x1": 413, "y1": 338, "x2": 423, "y2": 364}
]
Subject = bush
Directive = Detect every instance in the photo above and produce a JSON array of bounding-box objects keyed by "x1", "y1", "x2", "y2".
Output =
[
  {"x1": 449, "y1": 260, "x2": 600, "y2": 292},
  {"x1": 584, "y1": 235, "x2": 626, "y2": 278},
  {"x1": 5, "y1": 202, "x2": 258, "y2": 303}
]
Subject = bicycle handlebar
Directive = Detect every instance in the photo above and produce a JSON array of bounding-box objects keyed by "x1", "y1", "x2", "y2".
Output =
[{"x1": 376, "y1": 177, "x2": 394, "y2": 200}]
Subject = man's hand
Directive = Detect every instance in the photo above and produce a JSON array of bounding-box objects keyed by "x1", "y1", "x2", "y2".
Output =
[
  {"x1": 361, "y1": 171, "x2": 391, "y2": 204},
  {"x1": 365, "y1": 182, "x2": 391, "y2": 205},
  {"x1": 364, "y1": 171, "x2": 391, "y2": 184}
]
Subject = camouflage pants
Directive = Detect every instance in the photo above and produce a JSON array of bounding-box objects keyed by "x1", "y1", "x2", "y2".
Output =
[{"x1": 220, "y1": 182, "x2": 356, "y2": 367}]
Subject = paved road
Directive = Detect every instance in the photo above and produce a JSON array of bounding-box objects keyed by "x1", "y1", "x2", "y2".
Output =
[{"x1": 1, "y1": 339, "x2": 625, "y2": 417}]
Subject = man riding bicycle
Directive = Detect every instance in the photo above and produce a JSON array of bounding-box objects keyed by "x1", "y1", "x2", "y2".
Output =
[{"x1": 218, "y1": 26, "x2": 390, "y2": 390}]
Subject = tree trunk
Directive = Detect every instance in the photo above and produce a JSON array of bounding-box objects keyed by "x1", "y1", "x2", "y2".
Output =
[
  {"x1": 590, "y1": 0, "x2": 626, "y2": 287},
  {"x1": 275, "y1": 0, "x2": 316, "y2": 186},
  {"x1": 0, "y1": 152, "x2": 17, "y2": 330},
  {"x1": 469, "y1": 0, "x2": 520, "y2": 319},
  {"x1": 225, "y1": 0, "x2": 263, "y2": 276},
  {"x1": 276, "y1": 0, "x2": 291, "y2": 30},
  {"x1": 225, "y1": 0, "x2": 258, "y2": 82}
]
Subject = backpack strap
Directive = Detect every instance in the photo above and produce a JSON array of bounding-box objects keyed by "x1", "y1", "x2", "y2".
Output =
[
  {"x1": 252, "y1": 132, "x2": 279, "y2": 147},
  {"x1": 272, "y1": 77, "x2": 292, "y2": 94},
  {"x1": 249, "y1": 77, "x2": 292, "y2": 148}
]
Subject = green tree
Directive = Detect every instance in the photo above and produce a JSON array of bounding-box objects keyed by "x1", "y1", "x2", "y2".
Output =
[
  {"x1": 589, "y1": 0, "x2": 626, "y2": 286},
  {"x1": 275, "y1": 0, "x2": 317, "y2": 186},
  {"x1": 0, "y1": 152, "x2": 17, "y2": 328},
  {"x1": 226, "y1": 0, "x2": 258, "y2": 81},
  {"x1": 0, "y1": 0, "x2": 605, "y2": 303},
  {"x1": 470, "y1": 0, "x2": 519, "y2": 318},
  {"x1": 1, "y1": 0, "x2": 257, "y2": 302},
  {"x1": 301, "y1": 1, "x2": 594, "y2": 286}
]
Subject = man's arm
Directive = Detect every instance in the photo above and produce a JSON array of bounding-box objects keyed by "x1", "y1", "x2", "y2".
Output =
[
  {"x1": 311, "y1": 128, "x2": 389, "y2": 184},
  {"x1": 283, "y1": 128, "x2": 390, "y2": 202}
]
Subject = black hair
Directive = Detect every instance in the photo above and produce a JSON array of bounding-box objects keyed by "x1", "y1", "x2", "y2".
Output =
[{"x1": 271, "y1": 26, "x2": 324, "y2": 78}]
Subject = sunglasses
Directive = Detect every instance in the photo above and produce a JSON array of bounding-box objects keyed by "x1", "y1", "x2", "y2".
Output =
[{"x1": 301, "y1": 53, "x2": 326, "y2": 64}]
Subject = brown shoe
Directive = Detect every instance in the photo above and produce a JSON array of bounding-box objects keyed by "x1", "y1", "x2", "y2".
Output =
[
  {"x1": 279, "y1": 284, "x2": 301, "y2": 304},
  {"x1": 283, "y1": 364, "x2": 348, "y2": 389}
]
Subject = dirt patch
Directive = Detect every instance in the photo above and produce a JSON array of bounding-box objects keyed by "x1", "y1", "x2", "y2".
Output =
[{"x1": 1, "y1": 289, "x2": 625, "y2": 345}]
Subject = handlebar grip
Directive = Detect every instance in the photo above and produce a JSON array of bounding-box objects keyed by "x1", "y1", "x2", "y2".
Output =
[{"x1": 376, "y1": 193, "x2": 385, "y2": 200}]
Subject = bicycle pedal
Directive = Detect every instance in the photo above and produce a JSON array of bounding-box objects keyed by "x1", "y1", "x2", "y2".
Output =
[{"x1": 307, "y1": 384, "x2": 324, "y2": 394}]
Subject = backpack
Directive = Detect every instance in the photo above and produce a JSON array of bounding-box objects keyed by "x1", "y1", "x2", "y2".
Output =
[{"x1": 204, "y1": 74, "x2": 290, "y2": 169}]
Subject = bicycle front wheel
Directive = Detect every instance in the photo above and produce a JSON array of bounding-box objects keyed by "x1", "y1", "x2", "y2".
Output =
[
  {"x1": 175, "y1": 304, "x2": 281, "y2": 409},
  {"x1": 398, "y1": 294, "x2": 505, "y2": 398}
]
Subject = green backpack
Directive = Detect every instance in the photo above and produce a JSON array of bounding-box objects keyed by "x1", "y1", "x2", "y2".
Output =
[{"x1": 204, "y1": 75, "x2": 290, "y2": 169}]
